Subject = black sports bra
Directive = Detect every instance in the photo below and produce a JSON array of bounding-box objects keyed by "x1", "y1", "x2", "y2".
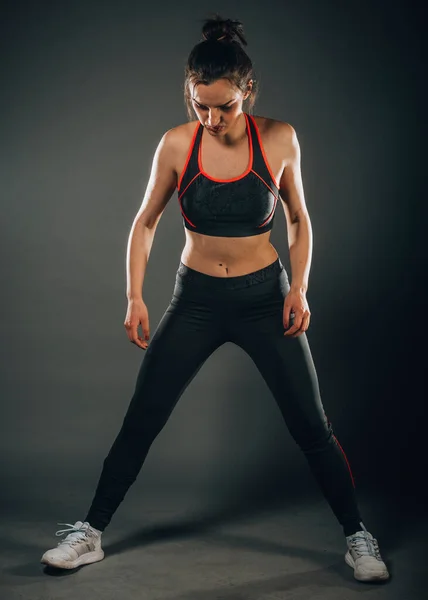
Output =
[{"x1": 177, "y1": 113, "x2": 280, "y2": 237}]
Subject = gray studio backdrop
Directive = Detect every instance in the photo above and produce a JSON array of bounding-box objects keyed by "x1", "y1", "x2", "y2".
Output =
[{"x1": 1, "y1": 0, "x2": 419, "y2": 526}]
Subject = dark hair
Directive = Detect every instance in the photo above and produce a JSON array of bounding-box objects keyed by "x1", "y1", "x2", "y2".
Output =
[{"x1": 184, "y1": 14, "x2": 259, "y2": 121}]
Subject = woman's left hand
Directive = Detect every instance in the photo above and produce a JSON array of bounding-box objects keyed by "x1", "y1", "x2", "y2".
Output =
[{"x1": 283, "y1": 290, "x2": 311, "y2": 337}]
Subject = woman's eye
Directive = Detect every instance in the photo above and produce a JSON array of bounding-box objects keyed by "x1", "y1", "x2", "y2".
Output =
[{"x1": 196, "y1": 105, "x2": 233, "y2": 111}]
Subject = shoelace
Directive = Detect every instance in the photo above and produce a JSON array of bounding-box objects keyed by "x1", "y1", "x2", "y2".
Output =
[
  {"x1": 55, "y1": 522, "x2": 92, "y2": 547},
  {"x1": 349, "y1": 523, "x2": 381, "y2": 559}
]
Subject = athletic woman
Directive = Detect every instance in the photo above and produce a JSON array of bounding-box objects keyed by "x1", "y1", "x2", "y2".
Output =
[{"x1": 41, "y1": 15, "x2": 389, "y2": 583}]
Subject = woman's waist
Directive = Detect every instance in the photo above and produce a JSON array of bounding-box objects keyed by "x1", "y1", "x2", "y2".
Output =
[{"x1": 180, "y1": 240, "x2": 279, "y2": 278}]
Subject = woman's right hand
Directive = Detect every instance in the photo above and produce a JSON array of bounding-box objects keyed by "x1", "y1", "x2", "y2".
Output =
[{"x1": 124, "y1": 299, "x2": 150, "y2": 350}]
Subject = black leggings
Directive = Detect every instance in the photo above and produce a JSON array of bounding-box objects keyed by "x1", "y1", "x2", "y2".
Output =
[{"x1": 85, "y1": 257, "x2": 363, "y2": 536}]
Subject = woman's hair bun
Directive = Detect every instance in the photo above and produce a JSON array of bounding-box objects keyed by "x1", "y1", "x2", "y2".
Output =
[{"x1": 201, "y1": 14, "x2": 247, "y2": 46}]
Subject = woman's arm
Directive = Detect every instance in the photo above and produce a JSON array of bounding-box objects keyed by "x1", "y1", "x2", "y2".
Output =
[
  {"x1": 278, "y1": 123, "x2": 313, "y2": 294},
  {"x1": 126, "y1": 129, "x2": 179, "y2": 301}
]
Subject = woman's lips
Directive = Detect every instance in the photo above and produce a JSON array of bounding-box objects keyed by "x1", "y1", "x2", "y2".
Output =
[{"x1": 207, "y1": 126, "x2": 224, "y2": 132}]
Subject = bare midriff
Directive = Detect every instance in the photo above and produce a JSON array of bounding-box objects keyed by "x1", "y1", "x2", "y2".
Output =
[{"x1": 180, "y1": 229, "x2": 279, "y2": 277}]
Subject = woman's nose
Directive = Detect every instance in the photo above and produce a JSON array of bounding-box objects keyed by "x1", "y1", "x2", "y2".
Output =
[{"x1": 206, "y1": 110, "x2": 221, "y2": 127}]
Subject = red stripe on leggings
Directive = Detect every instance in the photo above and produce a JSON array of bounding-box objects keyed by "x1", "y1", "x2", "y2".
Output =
[
  {"x1": 325, "y1": 413, "x2": 356, "y2": 488},
  {"x1": 333, "y1": 434, "x2": 356, "y2": 488}
]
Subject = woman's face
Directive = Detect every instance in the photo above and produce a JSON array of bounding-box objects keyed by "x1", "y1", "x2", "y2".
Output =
[{"x1": 190, "y1": 78, "x2": 252, "y2": 134}]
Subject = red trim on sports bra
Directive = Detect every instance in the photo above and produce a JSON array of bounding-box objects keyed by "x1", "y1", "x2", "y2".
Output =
[
  {"x1": 257, "y1": 195, "x2": 278, "y2": 228},
  {"x1": 179, "y1": 205, "x2": 197, "y2": 228},
  {"x1": 177, "y1": 120, "x2": 200, "y2": 191},
  {"x1": 248, "y1": 114, "x2": 280, "y2": 189},
  {"x1": 250, "y1": 170, "x2": 280, "y2": 228},
  {"x1": 177, "y1": 172, "x2": 200, "y2": 204},
  {"x1": 178, "y1": 171, "x2": 199, "y2": 228},
  {"x1": 251, "y1": 170, "x2": 280, "y2": 201},
  {"x1": 197, "y1": 113, "x2": 253, "y2": 183}
]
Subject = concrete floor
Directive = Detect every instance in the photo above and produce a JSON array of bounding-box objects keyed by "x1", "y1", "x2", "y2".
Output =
[{"x1": 0, "y1": 487, "x2": 425, "y2": 600}]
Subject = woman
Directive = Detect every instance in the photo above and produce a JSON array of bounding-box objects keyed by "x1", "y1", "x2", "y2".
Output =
[{"x1": 41, "y1": 15, "x2": 389, "y2": 583}]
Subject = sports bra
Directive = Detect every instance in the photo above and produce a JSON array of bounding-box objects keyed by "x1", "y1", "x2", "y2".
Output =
[{"x1": 177, "y1": 113, "x2": 280, "y2": 237}]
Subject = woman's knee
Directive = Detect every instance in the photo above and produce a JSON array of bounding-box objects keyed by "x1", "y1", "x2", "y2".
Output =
[{"x1": 292, "y1": 421, "x2": 334, "y2": 454}]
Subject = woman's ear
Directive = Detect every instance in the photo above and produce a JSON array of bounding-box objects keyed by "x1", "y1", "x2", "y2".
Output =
[{"x1": 245, "y1": 79, "x2": 254, "y2": 100}]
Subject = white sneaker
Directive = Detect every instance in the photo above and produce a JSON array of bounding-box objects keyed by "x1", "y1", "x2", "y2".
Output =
[
  {"x1": 345, "y1": 522, "x2": 389, "y2": 582},
  {"x1": 41, "y1": 521, "x2": 104, "y2": 569}
]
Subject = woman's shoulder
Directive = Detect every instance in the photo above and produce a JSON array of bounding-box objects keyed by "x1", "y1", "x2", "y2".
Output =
[
  {"x1": 166, "y1": 119, "x2": 200, "y2": 136},
  {"x1": 160, "y1": 120, "x2": 199, "y2": 152},
  {"x1": 250, "y1": 115, "x2": 296, "y2": 154},
  {"x1": 252, "y1": 114, "x2": 295, "y2": 138}
]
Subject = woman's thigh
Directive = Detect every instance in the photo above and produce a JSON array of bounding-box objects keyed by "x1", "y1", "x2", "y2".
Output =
[
  {"x1": 228, "y1": 272, "x2": 329, "y2": 448},
  {"x1": 123, "y1": 293, "x2": 227, "y2": 428}
]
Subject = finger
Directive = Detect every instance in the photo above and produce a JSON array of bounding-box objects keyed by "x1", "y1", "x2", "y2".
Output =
[
  {"x1": 283, "y1": 310, "x2": 295, "y2": 330},
  {"x1": 137, "y1": 337, "x2": 148, "y2": 349},
  {"x1": 131, "y1": 325, "x2": 140, "y2": 343},
  {"x1": 124, "y1": 321, "x2": 134, "y2": 343},
  {"x1": 290, "y1": 313, "x2": 310, "y2": 337},
  {"x1": 142, "y1": 323, "x2": 150, "y2": 344},
  {"x1": 284, "y1": 325, "x2": 299, "y2": 336},
  {"x1": 131, "y1": 337, "x2": 148, "y2": 349},
  {"x1": 125, "y1": 322, "x2": 148, "y2": 349},
  {"x1": 142, "y1": 322, "x2": 150, "y2": 340},
  {"x1": 283, "y1": 311, "x2": 300, "y2": 336},
  {"x1": 284, "y1": 312, "x2": 306, "y2": 336}
]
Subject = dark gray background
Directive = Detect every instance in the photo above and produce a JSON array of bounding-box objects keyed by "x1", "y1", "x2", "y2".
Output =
[{"x1": 1, "y1": 0, "x2": 426, "y2": 597}]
